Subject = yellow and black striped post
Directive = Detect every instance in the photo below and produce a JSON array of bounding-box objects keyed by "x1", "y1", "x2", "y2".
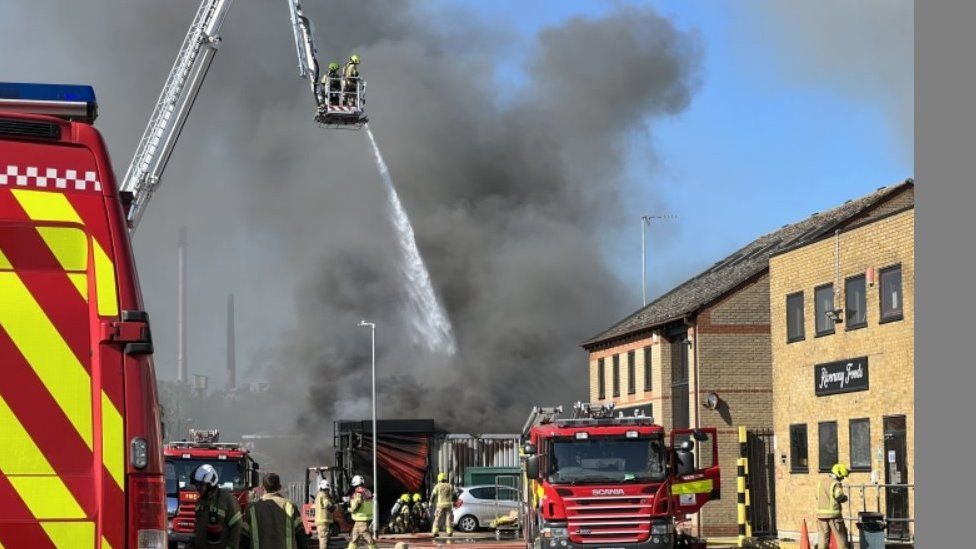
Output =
[{"x1": 737, "y1": 426, "x2": 750, "y2": 548}]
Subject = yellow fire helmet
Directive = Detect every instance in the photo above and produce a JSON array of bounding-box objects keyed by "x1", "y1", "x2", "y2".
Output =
[
  {"x1": 413, "y1": 493, "x2": 422, "y2": 502},
  {"x1": 400, "y1": 493, "x2": 410, "y2": 502},
  {"x1": 831, "y1": 463, "x2": 850, "y2": 479},
  {"x1": 437, "y1": 472, "x2": 447, "y2": 482}
]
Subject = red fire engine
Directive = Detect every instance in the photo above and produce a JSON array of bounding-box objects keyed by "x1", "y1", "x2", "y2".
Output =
[
  {"x1": 0, "y1": 82, "x2": 166, "y2": 548},
  {"x1": 521, "y1": 403, "x2": 720, "y2": 549},
  {"x1": 163, "y1": 429, "x2": 259, "y2": 548}
]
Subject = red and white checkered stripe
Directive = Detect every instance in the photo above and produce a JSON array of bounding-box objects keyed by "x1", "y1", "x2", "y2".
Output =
[
  {"x1": 326, "y1": 106, "x2": 360, "y2": 113},
  {"x1": 0, "y1": 165, "x2": 101, "y2": 191}
]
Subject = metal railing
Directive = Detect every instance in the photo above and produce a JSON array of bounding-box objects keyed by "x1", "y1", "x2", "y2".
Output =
[
  {"x1": 841, "y1": 483, "x2": 915, "y2": 544},
  {"x1": 318, "y1": 76, "x2": 365, "y2": 111}
]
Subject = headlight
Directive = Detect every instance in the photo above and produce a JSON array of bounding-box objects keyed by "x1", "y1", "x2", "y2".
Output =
[
  {"x1": 542, "y1": 526, "x2": 569, "y2": 538},
  {"x1": 650, "y1": 521, "x2": 674, "y2": 535}
]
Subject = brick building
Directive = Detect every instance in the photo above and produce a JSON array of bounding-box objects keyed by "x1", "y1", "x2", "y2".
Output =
[
  {"x1": 768, "y1": 181, "x2": 914, "y2": 544},
  {"x1": 581, "y1": 180, "x2": 914, "y2": 537}
]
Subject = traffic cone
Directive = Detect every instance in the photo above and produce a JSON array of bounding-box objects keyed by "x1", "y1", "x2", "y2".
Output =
[
  {"x1": 799, "y1": 519, "x2": 811, "y2": 549},
  {"x1": 829, "y1": 530, "x2": 839, "y2": 549}
]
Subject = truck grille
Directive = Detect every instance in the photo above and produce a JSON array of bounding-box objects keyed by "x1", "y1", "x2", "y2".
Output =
[
  {"x1": 0, "y1": 118, "x2": 61, "y2": 139},
  {"x1": 564, "y1": 494, "x2": 652, "y2": 544}
]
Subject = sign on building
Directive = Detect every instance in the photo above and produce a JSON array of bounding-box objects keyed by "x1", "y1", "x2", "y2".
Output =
[{"x1": 814, "y1": 356, "x2": 869, "y2": 396}]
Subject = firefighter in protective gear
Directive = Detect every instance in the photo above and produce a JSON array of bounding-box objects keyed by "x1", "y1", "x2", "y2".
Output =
[
  {"x1": 387, "y1": 494, "x2": 410, "y2": 533},
  {"x1": 348, "y1": 474, "x2": 377, "y2": 549},
  {"x1": 191, "y1": 464, "x2": 243, "y2": 548},
  {"x1": 342, "y1": 54, "x2": 361, "y2": 106},
  {"x1": 429, "y1": 472, "x2": 456, "y2": 537},
  {"x1": 412, "y1": 493, "x2": 429, "y2": 531},
  {"x1": 242, "y1": 472, "x2": 309, "y2": 548},
  {"x1": 816, "y1": 463, "x2": 851, "y2": 549},
  {"x1": 321, "y1": 61, "x2": 342, "y2": 106},
  {"x1": 315, "y1": 479, "x2": 335, "y2": 549}
]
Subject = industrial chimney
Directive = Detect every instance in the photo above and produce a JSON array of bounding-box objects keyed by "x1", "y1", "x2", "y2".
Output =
[
  {"x1": 177, "y1": 226, "x2": 188, "y2": 383},
  {"x1": 226, "y1": 293, "x2": 236, "y2": 391}
]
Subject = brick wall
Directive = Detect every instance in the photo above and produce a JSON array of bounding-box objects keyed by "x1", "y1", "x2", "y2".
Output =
[
  {"x1": 696, "y1": 274, "x2": 774, "y2": 536},
  {"x1": 769, "y1": 208, "x2": 914, "y2": 539}
]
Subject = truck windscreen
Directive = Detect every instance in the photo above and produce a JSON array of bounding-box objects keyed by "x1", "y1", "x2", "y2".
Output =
[
  {"x1": 549, "y1": 437, "x2": 666, "y2": 484},
  {"x1": 166, "y1": 459, "x2": 247, "y2": 493}
]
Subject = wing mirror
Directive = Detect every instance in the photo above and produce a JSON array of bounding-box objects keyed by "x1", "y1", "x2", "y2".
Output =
[
  {"x1": 523, "y1": 443, "x2": 537, "y2": 456},
  {"x1": 525, "y1": 456, "x2": 540, "y2": 479}
]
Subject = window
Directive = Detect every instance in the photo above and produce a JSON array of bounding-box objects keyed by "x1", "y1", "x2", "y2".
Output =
[
  {"x1": 790, "y1": 424, "x2": 808, "y2": 472},
  {"x1": 787, "y1": 291, "x2": 805, "y2": 342},
  {"x1": 880, "y1": 264, "x2": 904, "y2": 322},
  {"x1": 671, "y1": 337, "x2": 689, "y2": 430},
  {"x1": 845, "y1": 275, "x2": 867, "y2": 329},
  {"x1": 469, "y1": 487, "x2": 496, "y2": 500},
  {"x1": 612, "y1": 355, "x2": 620, "y2": 397},
  {"x1": 597, "y1": 358, "x2": 605, "y2": 400},
  {"x1": 643, "y1": 346, "x2": 652, "y2": 391},
  {"x1": 627, "y1": 350, "x2": 636, "y2": 395},
  {"x1": 819, "y1": 421, "x2": 838, "y2": 472},
  {"x1": 815, "y1": 284, "x2": 836, "y2": 336},
  {"x1": 850, "y1": 418, "x2": 872, "y2": 471}
]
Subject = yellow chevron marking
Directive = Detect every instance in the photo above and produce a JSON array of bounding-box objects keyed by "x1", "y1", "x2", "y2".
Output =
[
  {"x1": 93, "y1": 240, "x2": 118, "y2": 317},
  {"x1": 0, "y1": 394, "x2": 55, "y2": 474},
  {"x1": 35, "y1": 226, "x2": 88, "y2": 271},
  {"x1": 68, "y1": 272, "x2": 89, "y2": 301},
  {"x1": 35, "y1": 226, "x2": 90, "y2": 301},
  {"x1": 11, "y1": 189, "x2": 83, "y2": 224},
  {"x1": 0, "y1": 271, "x2": 93, "y2": 449},
  {"x1": 41, "y1": 521, "x2": 94, "y2": 546},
  {"x1": 7, "y1": 477, "x2": 86, "y2": 519},
  {"x1": 0, "y1": 247, "x2": 10, "y2": 269},
  {"x1": 101, "y1": 535, "x2": 114, "y2": 549},
  {"x1": 102, "y1": 391, "x2": 125, "y2": 489}
]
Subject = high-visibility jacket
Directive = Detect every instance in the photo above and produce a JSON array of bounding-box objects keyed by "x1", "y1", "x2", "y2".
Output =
[
  {"x1": 430, "y1": 482, "x2": 455, "y2": 509},
  {"x1": 314, "y1": 491, "x2": 334, "y2": 526},
  {"x1": 193, "y1": 488, "x2": 243, "y2": 548},
  {"x1": 343, "y1": 62, "x2": 359, "y2": 80},
  {"x1": 242, "y1": 492, "x2": 308, "y2": 549},
  {"x1": 350, "y1": 488, "x2": 374, "y2": 522},
  {"x1": 816, "y1": 476, "x2": 848, "y2": 519}
]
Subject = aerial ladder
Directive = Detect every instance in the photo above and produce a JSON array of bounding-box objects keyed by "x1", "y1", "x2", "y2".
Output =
[
  {"x1": 119, "y1": 0, "x2": 234, "y2": 232},
  {"x1": 287, "y1": 0, "x2": 368, "y2": 129}
]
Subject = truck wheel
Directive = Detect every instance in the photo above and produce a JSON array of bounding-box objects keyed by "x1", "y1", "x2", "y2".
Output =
[{"x1": 458, "y1": 515, "x2": 479, "y2": 532}]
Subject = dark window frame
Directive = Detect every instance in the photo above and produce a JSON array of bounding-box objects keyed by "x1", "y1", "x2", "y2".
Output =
[
  {"x1": 627, "y1": 350, "x2": 636, "y2": 395},
  {"x1": 845, "y1": 274, "x2": 868, "y2": 330},
  {"x1": 879, "y1": 264, "x2": 904, "y2": 324},
  {"x1": 786, "y1": 291, "x2": 805, "y2": 343},
  {"x1": 643, "y1": 346, "x2": 652, "y2": 391},
  {"x1": 612, "y1": 354, "x2": 620, "y2": 398},
  {"x1": 790, "y1": 424, "x2": 809, "y2": 473},
  {"x1": 814, "y1": 283, "x2": 836, "y2": 337},
  {"x1": 818, "y1": 421, "x2": 839, "y2": 473},
  {"x1": 597, "y1": 358, "x2": 605, "y2": 400},
  {"x1": 671, "y1": 337, "x2": 690, "y2": 430},
  {"x1": 849, "y1": 418, "x2": 872, "y2": 472}
]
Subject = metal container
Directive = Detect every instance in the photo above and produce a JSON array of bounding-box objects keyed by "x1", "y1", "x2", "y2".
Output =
[{"x1": 433, "y1": 434, "x2": 520, "y2": 486}]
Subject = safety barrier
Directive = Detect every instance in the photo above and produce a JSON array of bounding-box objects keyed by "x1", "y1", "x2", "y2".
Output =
[
  {"x1": 841, "y1": 482, "x2": 915, "y2": 544},
  {"x1": 737, "y1": 425, "x2": 751, "y2": 547}
]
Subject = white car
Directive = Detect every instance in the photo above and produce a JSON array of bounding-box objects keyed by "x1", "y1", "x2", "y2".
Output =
[{"x1": 452, "y1": 485, "x2": 521, "y2": 532}]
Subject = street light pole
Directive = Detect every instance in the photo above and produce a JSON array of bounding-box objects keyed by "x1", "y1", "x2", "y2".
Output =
[
  {"x1": 358, "y1": 320, "x2": 378, "y2": 539},
  {"x1": 641, "y1": 214, "x2": 676, "y2": 307}
]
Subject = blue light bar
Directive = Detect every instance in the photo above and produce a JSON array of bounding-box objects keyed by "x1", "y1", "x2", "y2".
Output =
[{"x1": 0, "y1": 82, "x2": 98, "y2": 123}]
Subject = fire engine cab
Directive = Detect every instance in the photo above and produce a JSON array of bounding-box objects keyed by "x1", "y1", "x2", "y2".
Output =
[
  {"x1": 163, "y1": 429, "x2": 259, "y2": 548},
  {"x1": 521, "y1": 403, "x2": 720, "y2": 549}
]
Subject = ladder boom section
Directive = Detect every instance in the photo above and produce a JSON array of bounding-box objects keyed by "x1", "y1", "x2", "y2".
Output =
[
  {"x1": 120, "y1": 0, "x2": 234, "y2": 232},
  {"x1": 287, "y1": 0, "x2": 322, "y2": 106}
]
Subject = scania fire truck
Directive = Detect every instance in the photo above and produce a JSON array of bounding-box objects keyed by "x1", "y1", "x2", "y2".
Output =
[
  {"x1": 163, "y1": 429, "x2": 259, "y2": 548},
  {"x1": 521, "y1": 403, "x2": 719, "y2": 549}
]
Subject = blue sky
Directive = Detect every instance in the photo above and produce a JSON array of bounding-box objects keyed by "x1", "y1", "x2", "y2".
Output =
[{"x1": 428, "y1": 0, "x2": 913, "y2": 308}]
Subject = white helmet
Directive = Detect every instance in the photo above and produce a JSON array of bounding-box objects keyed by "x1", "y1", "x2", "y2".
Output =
[
  {"x1": 192, "y1": 464, "x2": 219, "y2": 488},
  {"x1": 319, "y1": 479, "x2": 330, "y2": 491},
  {"x1": 351, "y1": 475, "x2": 365, "y2": 487}
]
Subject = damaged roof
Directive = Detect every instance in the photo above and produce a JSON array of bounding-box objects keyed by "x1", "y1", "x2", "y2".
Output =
[{"x1": 581, "y1": 179, "x2": 914, "y2": 349}]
